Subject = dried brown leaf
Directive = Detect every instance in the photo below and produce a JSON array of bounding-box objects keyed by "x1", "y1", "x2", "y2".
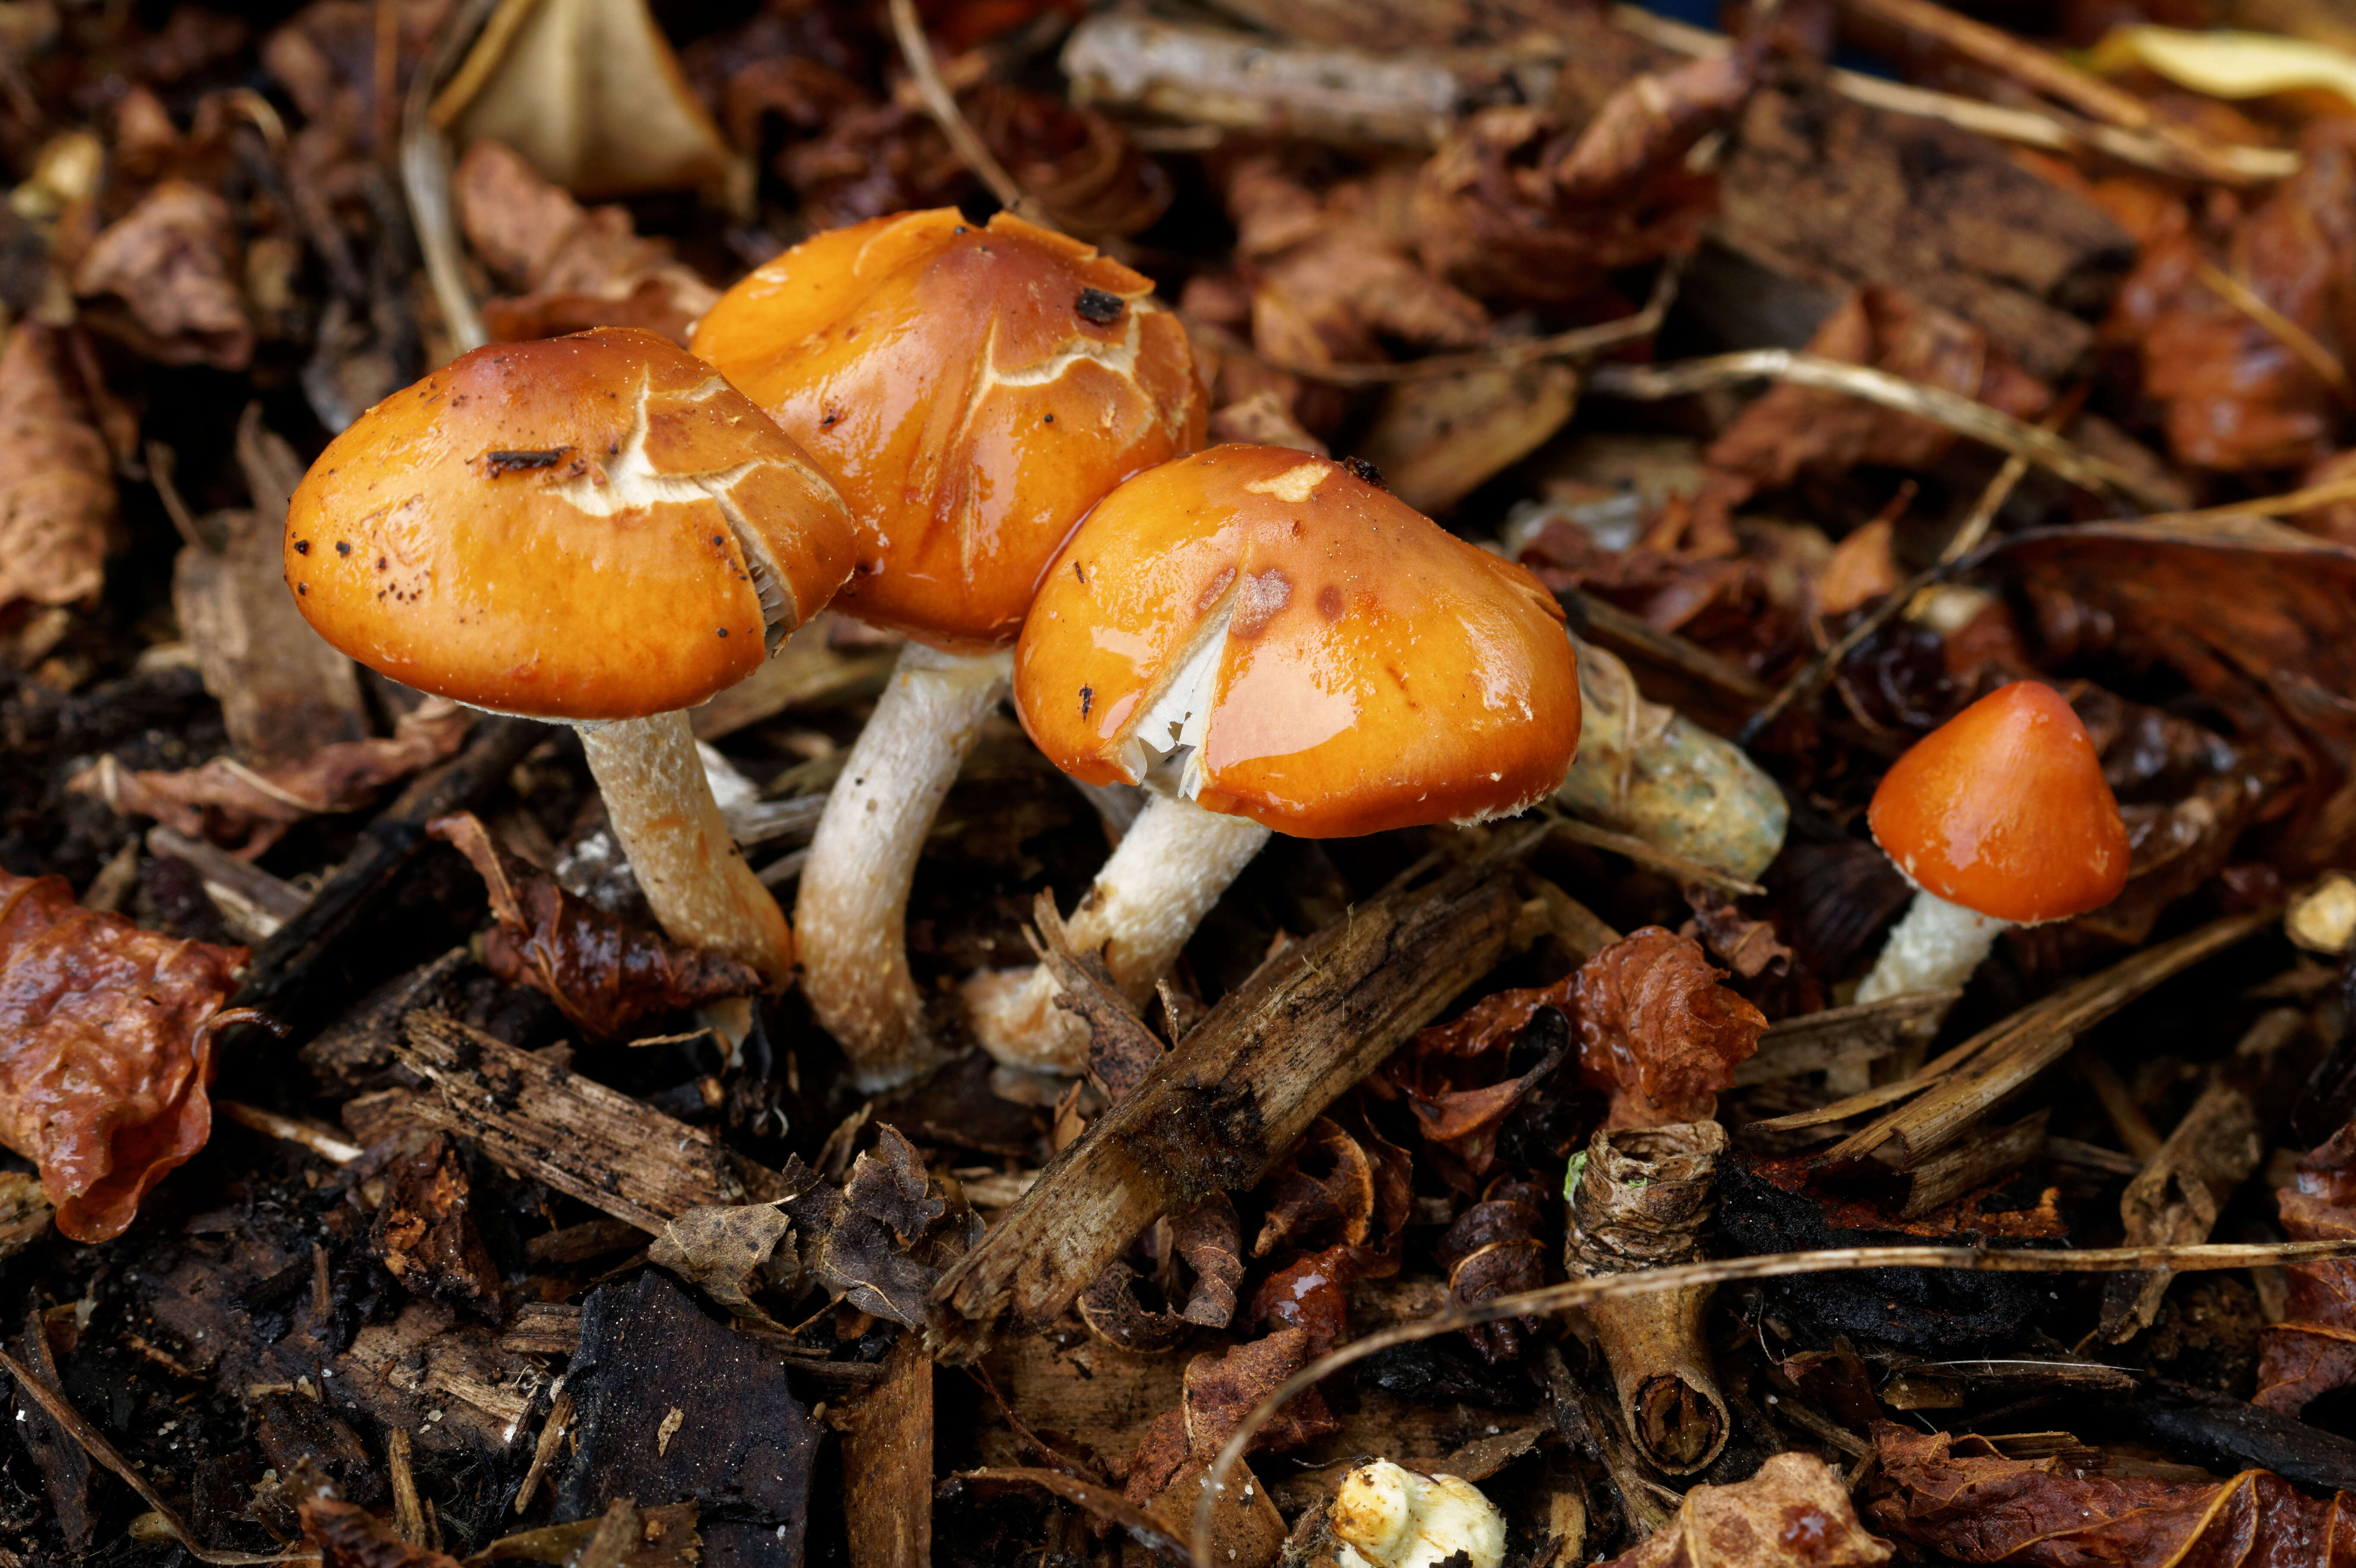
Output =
[
  {"x1": 1866, "y1": 1421, "x2": 2356, "y2": 1566},
  {"x1": 1390, "y1": 981, "x2": 1573, "y2": 1193},
  {"x1": 366, "y1": 1129, "x2": 500, "y2": 1314},
  {"x1": 1605, "y1": 1451, "x2": 1890, "y2": 1568},
  {"x1": 76, "y1": 699, "x2": 472, "y2": 858},
  {"x1": 0, "y1": 322, "x2": 114, "y2": 613},
  {"x1": 1551, "y1": 41, "x2": 1762, "y2": 209},
  {"x1": 780, "y1": 1125, "x2": 950, "y2": 1331},
  {"x1": 303, "y1": 1498, "x2": 463, "y2": 1568},
  {"x1": 71, "y1": 181, "x2": 252, "y2": 370},
  {"x1": 455, "y1": 140, "x2": 719, "y2": 348},
  {"x1": 1698, "y1": 288, "x2": 2051, "y2": 537},
  {"x1": 648, "y1": 1196, "x2": 801, "y2": 1330},
  {"x1": 1434, "y1": 1176, "x2": 1551, "y2": 1363},
  {"x1": 1123, "y1": 1324, "x2": 1339, "y2": 1506},
  {"x1": 426, "y1": 811, "x2": 762, "y2": 1040},
  {"x1": 2257, "y1": 1119, "x2": 2356, "y2": 1416},
  {"x1": 0, "y1": 871, "x2": 247, "y2": 1242},
  {"x1": 2111, "y1": 119, "x2": 2356, "y2": 472},
  {"x1": 1576, "y1": 927, "x2": 1767, "y2": 1129},
  {"x1": 1078, "y1": 1193, "x2": 1244, "y2": 1351}
]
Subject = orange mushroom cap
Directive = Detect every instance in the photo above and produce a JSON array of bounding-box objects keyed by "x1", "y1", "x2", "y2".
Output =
[
  {"x1": 691, "y1": 208, "x2": 1206, "y2": 653},
  {"x1": 1868, "y1": 680, "x2": 2130, "y2": 925},
  {"x1": 1016, "y1": 445, "x2": 1581, "y2": 838},
  {"x1": 285, "y1": 327, "x2": 855, "y2": 722}
]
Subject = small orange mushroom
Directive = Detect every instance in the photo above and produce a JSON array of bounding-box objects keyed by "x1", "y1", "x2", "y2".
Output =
[
  {"x1": 966, "y1": 445, "x2": 1582, "y2": 1070},
  {"x1": 693, "y1": 209, "x2": 1204, "y2": 1089},
  {"x1": 285, "y1": 327, "x2": 855, "y2": 985},
  {"x1": 1857, "y1": 680, "x2": 2130, "y2": 1003}
]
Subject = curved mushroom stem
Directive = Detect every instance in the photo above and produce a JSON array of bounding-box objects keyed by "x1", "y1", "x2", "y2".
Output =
[
  {"x1": 1567, "y1": 1121, "x2": 1730, "y2": 1476},
  {"x1": 797, "y1": 643, "x2": 1013, "y2": 1091},
  {"x1": 1856, "y1": 887, "x2": 2008, "y2": 1006},
  {"x1": 576, "y1": 710, "x2": 793, "y2": 985},
  {"x1": 961, "y1": 792, "x2": 1271, "y2": 1073}
]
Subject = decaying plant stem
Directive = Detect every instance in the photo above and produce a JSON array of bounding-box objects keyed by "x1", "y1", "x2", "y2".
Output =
[
  {"x1": 929, "y1": 844, "x2": 1534, "y2": 1359},
  {"x1": 1564, "y1": 1122, "x2": 1729, "y2": 1474}
]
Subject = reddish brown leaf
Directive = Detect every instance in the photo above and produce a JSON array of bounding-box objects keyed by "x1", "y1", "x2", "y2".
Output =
[
  {"x1": 73, "y1": 699, "x2": 472, "y2": 859},
  {"x1": 1121, "y1": 1324, "x2": 1338, "y2": 1505},
  {"x1": 1866, "y1": 1421, "x2": 2356, "y2": 1566},
  {"x1": 1247, "y1": 1244, "x2": 1352, "y2": 1362},
  {"x1": 455, "y1": 140, "x2": 719, "y2": 348},
  {"x1": 71, "y1": 180, "x2": 253, "y2": 370},
  {"x1": 965, "y1": 83, "x2": 1169, "y2": 240},
  {"x1": 1550, "y1": 40, "x2": 1763, "y2": 209},
  {"x1": 1389, "y1": 979, "x2": 1574, "y2": 1192},
  {"x1": 2257, "y1": 1120, "x2": 2356, "y2": 1417},
  {"x1": 302, "y1": 1498, "x2": 464, "y2": 1568},
  {"x1": 0, "y1": 321, "x2": 116, "y2": 614},
  {"x1": 1695, "y1": 287, "x2": 2050, "y2": 542},
  {"x1": 426, "y1": 812, "x2": 762, "y2": 1040},
  {"x1": 1576, "y1": 927, "x2": 1766, "y2": 1129},
  {"x1": 0, "y1": 871, "x2": 247, "y2": 1242},
  {"x1": 1606, "y1": 1451, "x2": 1890, "y2": 1568},
  {"x1": 2109, "y1": 119, "x2": 2356, "y2": 473},
  {"x1": 1078, "y1": 1193, "x2": 1244, "y2": 1351}
]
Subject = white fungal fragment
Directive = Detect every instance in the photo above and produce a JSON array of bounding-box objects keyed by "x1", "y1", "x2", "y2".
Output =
[{"x1": 1330, "y1": 1459, "x2": 1506, "y2": 1568}]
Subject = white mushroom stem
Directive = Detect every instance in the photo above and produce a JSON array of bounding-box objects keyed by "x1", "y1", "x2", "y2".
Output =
[
  {"x1": 576, "y1": 710, "x2": 792, "y2": 984},
  {"x1": 797, "y1": 642, "x2": 1013, "y2": 1091},
  {"x1": 962, "y1": 791, "x2": 1271, "y2": 1074},
  {"x1": 1855, "y1": 887, "x2": 2008, "y2": 1005}
]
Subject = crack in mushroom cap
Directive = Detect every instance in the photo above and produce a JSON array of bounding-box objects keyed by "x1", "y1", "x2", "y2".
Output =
[
  {"x1": 1014, "y1": 444, "x2": 1581, "y2": 839},
  {"x1": 284, "y1": 327, "x2": 856, "y2": 722},
  {"x1": 1868, "y1": 680, "x2": 2131, "y2": 926},
  {"x1": 692, "y1": 208, "x2": 1206, "y2": 652}
]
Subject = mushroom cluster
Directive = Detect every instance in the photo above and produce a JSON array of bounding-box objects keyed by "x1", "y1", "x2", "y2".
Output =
[{"x1": 694, "y1": 208, "x2": 1204, "y2": 1090}]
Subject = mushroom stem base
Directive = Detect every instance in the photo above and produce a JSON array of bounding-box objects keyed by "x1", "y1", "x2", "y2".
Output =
[
  {"x1": 1856, "y1": 887, "x2": 2007, "y2": 1006},
  {"x1": 962, "y1": 793, "x2": 1271, "y2": 1073},
  {"x1": 797, "y1": 643, "x2": 1013, "y2": 1092},
  {"x1": 578, "y1": 711, "x2": 792, "y2": 985}
]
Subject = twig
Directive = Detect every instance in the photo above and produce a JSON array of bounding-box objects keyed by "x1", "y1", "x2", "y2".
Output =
[
  {"x1": 1264, "y1": 261, "x2": 1681, "y2": 386},
  {"x1": 1838, "y1": 0, "x2": 2260, "y2": 185},
  {"x1": 399, "y1": 0, "x2": 500, "y2": 357},
  {"x1": 1191, "y1": 1236, "x2": 2356, "y2": 1566},
  {"x1": 1822, "y1": 905, "x2": 2280, "y2": 1167},
  {"x1": 2196, "y1": 260, "x2": 2356, "y2": 410},
  {"x1": 1612, "y1": 5, "x2": 2295, "y2": 184},
  {"x1": 0, "y1": 1351, "x2": 315, "y2": 1565},
  {"x1": 217, "y1": 1100, "x2": 363, "y2": 1165},
  {"x1": 1586, "y1": 351, "x2": 2170, "y2": 510},
  {"x1": 888, "y1": 0, "x2": 1038, "y2": 223},
  {"x1": 2118, "y1": 472, "x2": 2356, "y2": 528}
]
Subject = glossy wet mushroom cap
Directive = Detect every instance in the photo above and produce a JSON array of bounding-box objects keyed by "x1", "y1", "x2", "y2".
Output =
[
  {"x1": 285, "y1": 326, "x2": 855, "y2": 720},
  {"x1": 1867, "y1": 680, "x2": 2130, "y2": 926},
  {"x1": 1016, "y1": 444, "x2": 1580, "y2": 838},
  {"x1": 691, "y1": 208, "x2": 1206, "y2": 651}
]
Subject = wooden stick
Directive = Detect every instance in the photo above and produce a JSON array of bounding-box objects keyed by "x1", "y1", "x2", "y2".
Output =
[
  {"x1": 843, "y1": 1334, "x2": 934, "y2": 1568},
  {"x1": 396, "y1": 1010, "x2": 795, "y2": 1230},
  {"x1": 928, "y1": 847, "x2": 1532, "y2": 1359}
]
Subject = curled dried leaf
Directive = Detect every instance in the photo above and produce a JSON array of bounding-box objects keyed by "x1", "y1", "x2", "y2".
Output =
[
  {"x1": 1122, "y1": 1324, "x2": 1339, "y2": 1507},
  {"x1": 76, "y1": 700, "x2": 472, "y2": 858},
  {"x1": 427, "y1": 812, "x2": 762, "y2": 1040},
  {"x1": 1576, "y1": 927, "x2": 1766, "y2": 1129},
  {"x1": 1390, "y1": 982, "x2": 1574, "y2": 1192},
  {"x1": 1435, "y1": 1176, "x2": 1551, "y2": 1363},
  {"x1": 1604, "y1": 1451, "x2": 1890, "y2": 1568},
  {"x1": 0, "y1": 871, "x2": 248, "y2": 1241},
  {"x1": 0, "y1": 322, "x2": 114, "y2": 614},
  {"x1": 2256, "y1": 1119, "x2": 2356, "y2": 1416},
  {"x1": 780, "y1": 1125, "x2": 956, "y2": 1330},
  {"x1": 455, "y1": 140, "x2": 719, "y2": 348},
  {"x1": 1079, "y1": 1194, "x2": 1244, "y2": 1351},
  {"x1": 1867, "y1": 1422, "x2": 2354, "y2": 1566},
  {"x1": 649, "y1": 1197, "x2": 800, "y2": 1330},
  {"x1": 71, "y1": 180, "x2": 252, "y2": 370}
]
